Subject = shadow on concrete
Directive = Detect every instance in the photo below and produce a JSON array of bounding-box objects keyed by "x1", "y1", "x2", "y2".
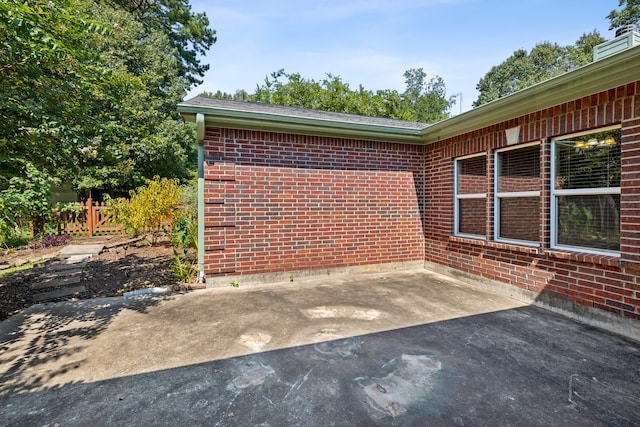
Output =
[
  {"x1": 1, "y1": 304, "x2": 639, "y2": 426},
  {"x1": 0, "y1": 296, "x2": 163, "y2": 395}
]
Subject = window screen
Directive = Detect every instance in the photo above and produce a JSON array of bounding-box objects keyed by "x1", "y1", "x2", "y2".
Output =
[
  {"x1": 455, "y1": 155, "x2": 486, "y2": 238},
  {"x1": 552, "y1": 128, "x2": 621, "y2": 253},
  {"x1": 495, "y1": 144, "x2": 540, "y2": 243}
]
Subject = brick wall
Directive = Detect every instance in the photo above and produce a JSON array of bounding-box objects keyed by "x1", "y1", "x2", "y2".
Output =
[
  {"x1": 198, "y1": 83, "x2": 640, "y2": 322},
  {"x1": 203, "y1": 129, "x2": 425, "y2": 278},
  {"x1": 424, "y1": 81, "x2": 640, "y2": 320}
]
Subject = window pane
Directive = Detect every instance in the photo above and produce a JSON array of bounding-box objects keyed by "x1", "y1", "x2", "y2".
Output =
[
  {"x1": 557, "y1": 194, "x2": 620, "y2": 251},
  {"x1": 457, "y1": 156, "x2": 486, "y2": 194},
  {"x1": 555, "y1": 130, "x2": 621, "y2": 190},
  {"x1": 498, "y1": 145, "x2": 540, "y2": 193},
  {"x1": 459, "y1": 198, "x2": 486, "y2": 236},
  {"x1": 499, "y1": 197, "x2": 539, "y2": 241}
]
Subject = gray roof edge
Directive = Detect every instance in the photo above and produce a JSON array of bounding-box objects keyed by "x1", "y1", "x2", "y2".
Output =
[
  {"x1": 179, "y1": 45, "x2": 640, "y2": 145},
  {"x1": 422, "y1": 44, "x2": 640, "y2": 142},
  {"x1": 178, "y1": 97, "x2": 426, "y2": 131},
  {"x1": 178, "y1": 99, "x2": 427, "y2": 144}
]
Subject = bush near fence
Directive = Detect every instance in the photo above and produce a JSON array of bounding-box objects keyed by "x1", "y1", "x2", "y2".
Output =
[{"x1": 38, "y1": 198, "x2": 175, "y2": 237}]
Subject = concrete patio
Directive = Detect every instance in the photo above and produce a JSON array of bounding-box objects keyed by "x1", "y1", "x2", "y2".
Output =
[{"x1": 1, "y1": 269, "x2": 639, "y2": 426}]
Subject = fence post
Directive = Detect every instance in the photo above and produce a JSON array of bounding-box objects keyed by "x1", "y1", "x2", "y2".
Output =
[
  {"x1": 86, "y1": 198, "x2": 94, "y2": 237},
  {"x1": 57, "y1": 207, "x2": 61, "y2": 235}
]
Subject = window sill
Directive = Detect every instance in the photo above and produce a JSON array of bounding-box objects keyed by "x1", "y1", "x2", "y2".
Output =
[
  {"x1": 449, "y1": 236, "x2": 541, "y2": 255},
  {"x1": 487, "y1": 241, "x2": 540, "y2": 255},
  {"x1": 544, "y1": 250, "x2": 620, "y2": 267},
  {"x1": 449, "y1": 236, "x2": 486, "y2": 247}
]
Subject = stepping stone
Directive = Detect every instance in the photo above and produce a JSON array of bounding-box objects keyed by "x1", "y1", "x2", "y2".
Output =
[
  {"x1": 47, "y1": 262, "x2": 88, "y2": 272},
  {"x1": 33, "y1": 285, "x2": 86, "y2": 302},
  {"x1": 38, "y1": 270, "x2": 83, "y2": 282},
  {"x1": 64, "y1": 254, "x2": 93, "y2": 263},
  {"x1": 31, "y1": 275, "x2": 82, "y2": 290},
  {"x1": 59, "y1": 244, "x2": 104, "y2": 258}
]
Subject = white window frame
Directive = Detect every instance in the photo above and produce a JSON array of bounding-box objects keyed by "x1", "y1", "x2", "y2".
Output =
[
  {"x1": 494, "y1": 142, "x2": 541, "y2": 247},
  {"x1": 454, "y1": 153, "x2": 486, "y2": 240},
  {"x1": 550, "y1": 125, "x2": 621, "y2": 256}
]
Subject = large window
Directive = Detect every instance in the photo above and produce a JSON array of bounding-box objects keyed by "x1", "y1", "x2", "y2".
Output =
[
  {"x1": 552, "y1": 127, "x2": 621, "y2": 254},
  {"x1": 495, "y1": 143, "x2": 540, "y2": 245},
  {"x1": 455, "y1": 154, "x2": 486, "y2": 238}
]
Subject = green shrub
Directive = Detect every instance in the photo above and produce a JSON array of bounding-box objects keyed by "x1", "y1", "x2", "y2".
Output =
[
  {"x1": 0, "y1": 161, "x2": 51, "y2": 247},
  {"x1": 170, "y1": 179, "x2": 197, "y2": 249},
  {"x1": 171, "y1": 247, "x2": 197, "y2": 284},
  {"x1": 106, "y1": 176, "x2": 182, "y2": 243}
]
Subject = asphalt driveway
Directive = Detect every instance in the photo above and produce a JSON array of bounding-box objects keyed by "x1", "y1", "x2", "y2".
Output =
[{"x1": 1, "y1": 269, "x2": 639, "y2": 426}]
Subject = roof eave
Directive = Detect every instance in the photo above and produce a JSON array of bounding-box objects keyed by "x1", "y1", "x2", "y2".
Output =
[
  {"x1": 422, "y1": 45, "x2": 640, "y2": 143},
  {"x1": 178, "y1": 106, "x2": 425, "y2": 144},
  {"x1": 178, "y1": 45, "x2": 640, "y2": 145}
]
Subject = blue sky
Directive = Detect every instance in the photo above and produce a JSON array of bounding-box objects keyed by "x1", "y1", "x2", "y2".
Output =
[{"x1": 187, "y1": 0, "x2": 617, "y2": 113}]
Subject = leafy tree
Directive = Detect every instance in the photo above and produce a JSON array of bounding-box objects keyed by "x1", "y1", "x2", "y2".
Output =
[
  {"x1": 1, "y1": 0, "x2": 205, "y2": 204},
  {"x1": 402, "y1": 68, "x2": 451, "y2": 123},
  {"x1": 0, "y1": 160, "x2": 52, "y2": 245},
  {"x1": 473, "y1": 32, "x2": 605, "y2": 107},
  {"x1": 0, "y1": 0, "x2": 211, "y2": 247},
  {"x1": 0, "y1": 0, "x2": 117, "y2": 184},
  {"x1": 72, "y1": 1, "x2": 198, "y2": 195},
  {"x1": 200, "y1": 89, "x2": 252, "y2": 101},
  {"x1": 208, "y1": 68, "x2": 453, "y2": 123},
  {"x1": 566, "y1": 31, "x2": 609, "y2": 64},
  {"x1": 608, "y1": 0, "x2": 640, "y2": 29},
  {"x1": 105, "y1": 0, "x2": 217, "y2": 86}
]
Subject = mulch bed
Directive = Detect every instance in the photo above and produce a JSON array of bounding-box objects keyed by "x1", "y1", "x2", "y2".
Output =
[{"x1": 0, "y1": 236, "x2": 183, "y2": 322}]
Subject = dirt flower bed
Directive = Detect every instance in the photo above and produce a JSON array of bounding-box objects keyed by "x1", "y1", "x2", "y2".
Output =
[{"x1": 0, "y1": 236, "x2": 183, "y2": 322}]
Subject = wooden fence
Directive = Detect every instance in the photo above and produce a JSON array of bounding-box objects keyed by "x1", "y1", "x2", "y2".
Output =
[
  {"x1": 30, "y1": 198, "x2": 177, "y2": 237},
  {"x1": 55, "y1": 198, "x2": 126, "y2": 237}
]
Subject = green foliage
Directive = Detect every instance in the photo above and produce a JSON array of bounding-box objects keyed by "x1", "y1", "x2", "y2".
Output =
[
  {"x1": 608, "y1": 0, "x2": 640, "y2": 29},
  {"x1": 71, "y1": 1, "x2": 198, "y2": 194},
  {"x1": 201, "y1": 89, "x2": 252, "y2": 102},
  {"x1": 0, "y1": 226, "x2": 32, "y2": 249},
  {"x1": 402, "y1": 68, "x2": 451, "y2": 123},
  {"x1": 0, "y1": 199, "x2": 8, "y2": 248},
  {"x1": 106, "y1": 176, "x2": 182, "y2": 242},
  {"x1": 0, "y1": 0, "x2": 115, "y2": 184},
  {"x1": 204, "y1": 68, "x2": 453, "y2": 123},
  {"x1": 171, "y1": 247, "x2": 197, "y2": 284},
  {"x1": 106, "y1": 0, "x2": 217, "y2": 86},
  {"x1": 56, "y1": 202, "x2": 84, "y2": 216},
  {"x1": 0, "y1": 262, "x2": 34, "y2": 279},
  {"x1": 473, "y1": 31, "x2": 605, "y2": 107},
  {"x1": 170, "y1": 179, "x2": 198, "y2": 249},
  {"x1": 168, "y1": 178, "x2": 197, "y2": 284},
  {"x1": 230, "y1": 280, "x2": 239, "y2": 288},
  {"x1": 1, "y1": 162, "x2": 51, "y2": 220},
  {"x1": 0, "y1": 161, "x2": 51, "y2": 246},
  {"x1": 1, "y1": 0, "x2": 208, "y2": 199}
]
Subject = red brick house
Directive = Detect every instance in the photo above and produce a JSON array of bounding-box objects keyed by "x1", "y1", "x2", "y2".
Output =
[{"x1": 179, "y1": 35, "x2": 640, "y2": 335}]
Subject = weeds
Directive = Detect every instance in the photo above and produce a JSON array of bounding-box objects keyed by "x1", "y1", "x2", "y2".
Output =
[
  {"x1": 171, "y1": 247, "x2": 197, "y2": 284},
  {"x1": 0, "y1": 262, "x2": 34, "y2": 279}
]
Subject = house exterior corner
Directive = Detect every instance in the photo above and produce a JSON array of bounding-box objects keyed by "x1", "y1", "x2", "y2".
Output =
[{"x1": 178, "y1": 44, "x2": 640, "y2": 328}]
